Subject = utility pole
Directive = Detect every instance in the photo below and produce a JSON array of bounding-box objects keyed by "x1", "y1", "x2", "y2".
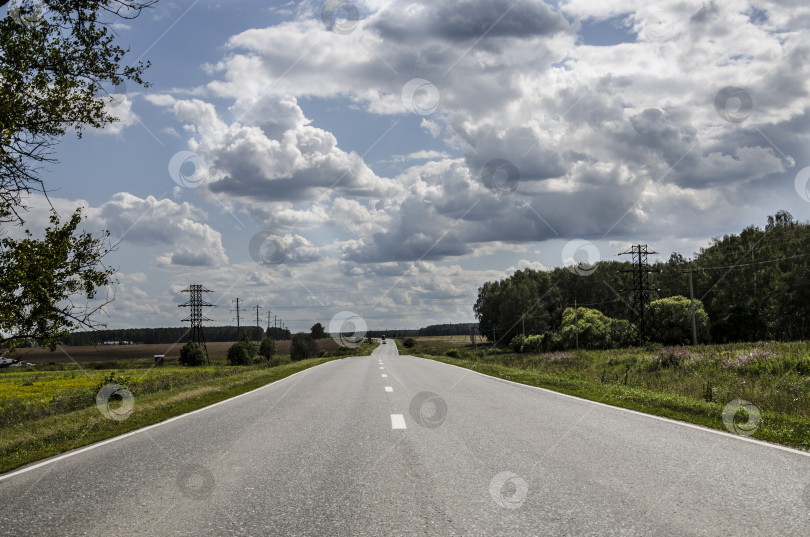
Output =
[
  {"x1": 255, "y1": 305, "x2": 262, "y2": 341},
  {"x1": 689, "y1": 261, "x2": 698, "y2": 345},
  {"x1": 232, "y1": 298, "x2": 241, "y2": 339},
  {"x1": 619, "y1": 244, "x2": 658, "y2": 345},
  {"x1": 178, "y1": 284, "x2": 215, "y2": 363}
]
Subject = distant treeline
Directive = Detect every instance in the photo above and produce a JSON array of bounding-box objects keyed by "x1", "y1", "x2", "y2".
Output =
[
  {"x1": 65, "y1": 326, "x2": 292, "y2": 346},
  {"x1": 475, "y1": 211, "x2": 810, "y2": 345},
  {"x1": 63, "y1": 324, "x2": 476, "y2": 345},
  {"x1": 418, "y1": 323, "x2": 477, "y2": 336}
]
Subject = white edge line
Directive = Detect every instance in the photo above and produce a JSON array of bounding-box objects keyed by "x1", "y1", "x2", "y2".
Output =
[
  {"x1": 0, "y1": 361, "x2": 338, "y2": 482},
  {"x1": 416, "y1": 356, "x2": 810, "y2": 458}
]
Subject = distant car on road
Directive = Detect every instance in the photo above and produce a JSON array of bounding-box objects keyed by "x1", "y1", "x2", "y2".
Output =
[{"x1": 382, "y1": 335, "x2": 386, "y2": 344}]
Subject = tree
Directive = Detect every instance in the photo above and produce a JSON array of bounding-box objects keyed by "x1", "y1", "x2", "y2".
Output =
[
  {"x1": 179, "y1": 341, "x2": 206, "y2": 366},
  {"x1": 1, "y1": 0, "x2": 155, "y2": 220},
  {"x1": 227, "y1": 331, "x2": 257, "y2": 365},
  {"x1": 0, "y1": 210, "x2": 114, "y2": 351},
  {"x1": 646, "y1": 295, "x2": 710, "y2": 345},
  {"x1": 226, "y1": 342, "x2": 251, "y2": 366},
  {"x1": 0, "y1": 0, "x2": 155, "y2": 350},
  {"x1": 290, "y1": 332, "x2": 317, "y2": 361},
  {"x1": 258, "y1": 337, "x2": 276, "y2": 364},
  {"x1": 310, "y1": 322, "x2": 326, "y2": 339}
]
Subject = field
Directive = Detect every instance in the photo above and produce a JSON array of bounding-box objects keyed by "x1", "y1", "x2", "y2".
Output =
[
  {"x1": 10, "y1": 339, "x2": 339, "y2": 364},
  {"x1": 400, "y1": 336, "x2": 810, "y2": 451},
  {"x1": 0, "y1": 338, "x2": 369, "y2": 473}
]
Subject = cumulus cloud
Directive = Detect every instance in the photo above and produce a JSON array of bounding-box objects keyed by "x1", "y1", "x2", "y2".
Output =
[
  {"x1": 86, "y1": 192, "x2": 228, "y2": 267},
  {"x1": 149, "y1": 0, "x2": 808, "y2": 269}
]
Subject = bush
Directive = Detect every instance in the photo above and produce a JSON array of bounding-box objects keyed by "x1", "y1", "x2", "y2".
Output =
[
  {"x1": 258, "y1": 337, "x2": 276, "y2": 363},
  {"x1": 179, "y1": 342, "x2": 206, "y2": 366},
  {"x1": 509, "y1": 334, "x2": 526, "y2": 353},
  {"x1": 645, "y1": 295, "x2": 710, "y2": 345},
  {"x1": 290, "y1": 333, "x2": 317, "y2": 361},
  {"x1": 520, "y1": 334, "x2": 545, "y2": 353},
  {"x1": 444, "y1": 349, "x2": 460, "y2": 358},
  {"x1": 403, "y1": 338, "x2": 416, "y2": 348},
  {"x1": 226, "y1": 342, "x2": 252, "y2": 366}
]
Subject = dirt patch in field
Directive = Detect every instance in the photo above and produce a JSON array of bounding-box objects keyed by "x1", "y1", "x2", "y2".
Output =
[{"x1": 11, "y1": 339, "x2": 339, "y2": 364}]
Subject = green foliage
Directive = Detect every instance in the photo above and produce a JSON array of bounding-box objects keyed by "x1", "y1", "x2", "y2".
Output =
[
  {"x1": 520, "y1": 334, "x2": 546, "y2": 353},
  {"x1": 403, "y1": 338, "x2": 416, "y2": 348},
  {"x1": 509, "y1": 334, "x2": 525, "y2": 352},
  {"x1": 226, "y1": 332, "x2": 257, "y2": 366},
  {"x1": 290, "y1": 333, "x2": 317, "y2": 361},
  {"x1": 0, "y1": 210, "x2": 114, "y2": 352},
  {"x1": 226, "y1": 342, "x2": 252, "y2": 366},
  {"x1": 258, "y1": 337, "x2": 276, "y2": 364},
  {"x1": 0, "y1": 0, "x2": 155, "y2": 220},
  {"x1": 310, "y1": 323, "x2": 326, "y2": 339},
  {"x1": 556, "y1": 308, "x2": 635, "y2": 350},
  {"x1": 474, "y1": 212, "x2": 810, "y2": 346},
  {"x1": 646, "y1": 296, "x2": 710, "y2": 345},
  {"x1": 444, "y1": 349, "x2": 460, "y2": 358},
  {"x1": 179, "y1": 342, "x2": 206, "y2": 367}
]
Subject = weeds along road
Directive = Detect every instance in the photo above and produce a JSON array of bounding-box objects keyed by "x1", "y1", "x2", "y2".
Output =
[{"x1": 1, "y1": 341, "x2": 808, "y2": 536}]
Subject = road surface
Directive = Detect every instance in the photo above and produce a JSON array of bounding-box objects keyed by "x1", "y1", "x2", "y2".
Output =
[{"x1": 1, "y1": 342, "x2": 808, "y2": 535}]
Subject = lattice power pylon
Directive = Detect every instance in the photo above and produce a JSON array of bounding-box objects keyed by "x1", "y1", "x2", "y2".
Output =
[
  {"x1": 619, "y1": 245, "x2": 658, "y2": 345},
  {"x1": 178, "y1": 284, "x2": 215, "y2": 362}
]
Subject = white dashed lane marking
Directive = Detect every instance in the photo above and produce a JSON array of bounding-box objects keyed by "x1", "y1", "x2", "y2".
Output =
[
  {"x1": 381, "y1": 374, "x2": 387, "y2": 378},
  {"x1": 385, "y1": 386, "x2": 393, "y2": 392},
  {"x1": 391, "y1": 414, "x2": 406, "y2": 429}
]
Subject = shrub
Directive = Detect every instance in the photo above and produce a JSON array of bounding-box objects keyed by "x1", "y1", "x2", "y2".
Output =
[
  {"x1": 179, "y1": 342, "x2": 206, "y2": 367},
  {"x1": 226, "y1": 342, "x2": 252, "y2": 366},
  {"x1": 258, "y1": 337, "x2": 276, "y2": 363},
  {"x1": 645, "y1": 296, "x2": 710, "y2": 345},
  {"x1": 445, "y1": 349, "x2": 460, "y2": 358},
  {"x1": 520, "y1": 334, "x2": 545, "y2": 353},
  {"x1": 290, "y1": 333, "x2": 317, "y2": 361},
  {"x1": 509, "y1": 334, "x2": 526, "y2": 353},
  {"x1": 403, "y1": 338, "x2": 416, "y2": 348}
]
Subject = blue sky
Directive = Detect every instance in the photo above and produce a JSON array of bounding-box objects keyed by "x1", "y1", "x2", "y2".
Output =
[{"x1": 7, "y1": 0, "x2": 810, "y2": 333}]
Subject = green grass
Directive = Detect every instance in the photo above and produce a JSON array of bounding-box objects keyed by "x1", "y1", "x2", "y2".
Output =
[
  {"x1": 0, "y1": 342, "x2": 378, "y2": 474},
  {"x1": 399, "y1": 338, "x2": 810, "y2": 451}
]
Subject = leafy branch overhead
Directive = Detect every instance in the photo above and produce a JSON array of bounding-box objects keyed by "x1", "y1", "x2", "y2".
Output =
[
  {"x1": 0, "y1": 0, "x2": 156, "y2": 222},
  {"x1": 0, "y1": 209, "x2": 115, "y2": 351},
  {"x1": 0, "y1": 1, "x2": 156, "y2": 351}
]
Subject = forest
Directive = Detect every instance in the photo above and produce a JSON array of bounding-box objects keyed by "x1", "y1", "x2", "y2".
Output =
[{"x1": 474, "y1": 211, "x2": 810, "y2": 347}]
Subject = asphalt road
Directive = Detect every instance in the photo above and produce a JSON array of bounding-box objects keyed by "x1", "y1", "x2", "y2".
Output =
[{"x1": 1, "y1": 342, "x2": 809, "y2": 536}]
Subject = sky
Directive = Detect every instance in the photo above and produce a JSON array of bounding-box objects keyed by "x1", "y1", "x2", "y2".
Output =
[{"x1": 5, "y1": 0, "x2": 810, "y2": 334}]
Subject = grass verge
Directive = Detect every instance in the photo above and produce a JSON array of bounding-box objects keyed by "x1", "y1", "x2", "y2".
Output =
[
  {"x1": 400, "y1": 339, "x2": 810, "y2": 452},
  {"x1": 0, "y1": 356, "x2": 338, "y2": 474}
]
